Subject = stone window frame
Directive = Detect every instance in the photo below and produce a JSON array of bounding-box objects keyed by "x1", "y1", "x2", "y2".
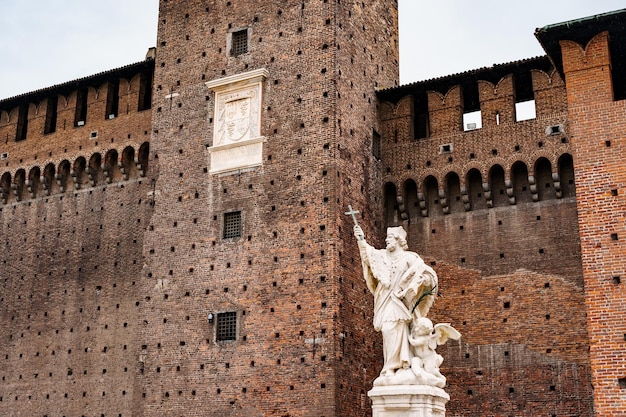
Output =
[
  {"x1": 228, "y1": 27, "x2": 250, "y2": 57},
  {"x1": 222, "y1": 210, "x2": 242, "y2": 239},
  {"x1": 215, "y1": 311, "x2": 238, "y2": 342}
]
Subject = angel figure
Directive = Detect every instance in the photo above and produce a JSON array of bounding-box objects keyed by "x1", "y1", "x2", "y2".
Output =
[{"x1": 408, "y1": 317, "x2": 461, "y2": 388}]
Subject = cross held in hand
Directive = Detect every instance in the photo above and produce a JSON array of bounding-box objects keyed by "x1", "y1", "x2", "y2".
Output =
[{"x1": 345, "y1": 205, "x2": 360, "y2": 226}]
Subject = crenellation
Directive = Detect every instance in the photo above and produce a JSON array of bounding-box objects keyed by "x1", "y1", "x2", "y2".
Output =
[{"x1": 1, "y1": 4, "x2": 626, "y2": 417}]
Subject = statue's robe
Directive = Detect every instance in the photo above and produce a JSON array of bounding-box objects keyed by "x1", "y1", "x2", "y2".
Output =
[{"x1": 359, "y1": 242, "x2": 438, "y2": 376}]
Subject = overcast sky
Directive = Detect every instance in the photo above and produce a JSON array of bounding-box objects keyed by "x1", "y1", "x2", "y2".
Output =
[{"x1": 1, "y1": 1, "x2": 624, "y2": 99}]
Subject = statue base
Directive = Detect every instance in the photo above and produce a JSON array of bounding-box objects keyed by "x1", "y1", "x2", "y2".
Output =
[{"x1": 368, "y1": 385, "x2": 449, "y2": 417}]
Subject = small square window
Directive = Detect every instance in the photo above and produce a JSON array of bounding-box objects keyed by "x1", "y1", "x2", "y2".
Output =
[
  {"x1": 223, "y1": 211, "x2": 242, "y2": 239},
  {"x1": 231, "y1": 29, "x2": 248, "y2": 56},
  {"x1": 216, "y1": 312, "x2": 237, "y2": 341}
]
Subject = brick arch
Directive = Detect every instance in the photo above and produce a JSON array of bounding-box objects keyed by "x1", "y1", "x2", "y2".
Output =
[
  {"x1": 13, "y1": 168, "x2": 26, "y2": 202},
  {"x1": 488, "y1": 164, "x2": 507, "y2": 207},
  {"x1": 120, "y1": 146, "x2": 137, "y2": 180},
  {"x1": 72, "y1": 156, "x2": 87, "y2": 189},
  {"x1": 0, "y1": 109, "x2": 9, "y2": 125},
  {"x1": 57, "y1": 159, "x2": 71, "y2": 192},
  {"x1": 103, "y1": 149, "x2": 120, "y2": 183},
  {"x1": 88, "y1": 152, "x2": 103, "y2": 186},
  {"x1": 138, "y1": 142, "x2": 150, "y2": 177},
  {"x1": 395, "y1": 96, "x2": 412, "y2": 117},
  {"x1": 403, "y1": 178, "x2": 419, "y2": 222},
  {"x1": 466, "y1": 168, "x2": 486, "y2": 211},
  {"x1": 423, "y1": 175, "x2": 441, "y2": 218},
  {"x1": 42, "y1": 163, "x2": 56, "y2": 196},
  {"x1": 445, "y1": 171, "x2": 463, "y2": 214},
  {"x1": 0, "y1": 171, "x2": 11, "y2": 203},
  {"x1": 26, "y1": 166, "x2": 41, "y2": 199},
  {"x1": 378, "y1": 101, "x2": 395, "y2": 120},
  {"x1": 511, "y1": 160, "x2": 532, "y2": 204},
  {"x1": 534, "y1": 157, "x2": 556, "y2": 201}
]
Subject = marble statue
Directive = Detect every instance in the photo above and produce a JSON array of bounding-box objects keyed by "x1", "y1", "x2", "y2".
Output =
[
  {"x1": 408, "y1": 318, "x2": 461, "y2": 388},
  {"x1": 346, "y1": 207, "x2": 460, "y2": 388}
]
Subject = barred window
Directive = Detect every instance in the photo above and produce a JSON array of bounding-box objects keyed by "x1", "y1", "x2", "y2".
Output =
[
  {"x1": 231, "y1": 29, "x2": 248, "y2": 57},
  {"x1": 216, "y1": 312, "x2": 237, "y2": 341},
  {"x1": 223, "y1": 211, "x2": 242, "y2": 239}
]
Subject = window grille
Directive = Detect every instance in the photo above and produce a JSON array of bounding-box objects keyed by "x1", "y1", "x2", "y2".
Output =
[
  {"x1": 223, "y1": 211, "x2": 242, "y2": 238},
  {"x1": 231, "y1": 29, "x2": 248, "y2": 56},
  {"x1": 216, "y1": 312, "x2": 237, "y2": 341}
]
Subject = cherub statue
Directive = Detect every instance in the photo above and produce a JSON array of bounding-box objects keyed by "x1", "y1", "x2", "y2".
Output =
[{"x1": 408, "y1": 317, "x2": 461, "y2": 388}]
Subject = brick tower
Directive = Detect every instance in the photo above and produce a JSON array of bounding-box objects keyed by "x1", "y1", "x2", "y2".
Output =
[
  {"x1": 537, "y1": 10, "x2": 626, "y2": 416},
  {"x1": 137, "y1": 1, "x2": 398, "y2": 416}
]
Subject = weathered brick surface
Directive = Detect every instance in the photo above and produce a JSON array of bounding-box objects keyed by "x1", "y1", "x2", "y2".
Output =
[
  {"x1": 137, "y1": 1, "x2": 398, "y2": 416},
  {"x1": 1, "y1": 3, "x2": 625, "y2": 417},
  {"x1": 377, "y1": 58, "x2": 592, "y2": 415},
  {"x1": 561, "y1": 30, "x2": 626, "y2": 417}
]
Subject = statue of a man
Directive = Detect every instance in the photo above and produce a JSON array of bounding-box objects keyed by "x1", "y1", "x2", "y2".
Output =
[{"x1": 354, "y1": 224, "x2": 438, "y2": 382}]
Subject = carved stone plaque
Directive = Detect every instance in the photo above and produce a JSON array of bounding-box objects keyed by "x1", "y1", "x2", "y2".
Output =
[{"x1": 205, "y1": 68, "x2": 268, "y2": 174}]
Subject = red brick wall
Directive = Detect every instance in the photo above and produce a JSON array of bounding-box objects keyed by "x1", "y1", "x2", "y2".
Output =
[
  {"x1": 562, "y1": 31, "x2": 626, "y2": 416},
  {"x1": 138, "y1": 0, "x2": 398, "y2": 416}
]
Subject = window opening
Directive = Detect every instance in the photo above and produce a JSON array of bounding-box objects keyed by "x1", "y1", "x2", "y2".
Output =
[
  {"x1": 515, "y1": 100, "x2": 536, "y2": 122},
  {"x1": 138, "y1": 70, "x2": 153, "y2": 111},
  {"x1": 75, "y1": 88, "x2": 88, "y2": 127},
  {"x1": 44, "y1": 96, "x2": 58, "y2": 134},
  {"x1": 463, "y1": 110, "x2": 482, "y2": 131},
  {"x1": 231, "y1": 29, "x2": 248, "y2": 56},
  {"x1": 223, "y1": 211, "x2": 242, "y2": 238},
  {"x1": 15, "y1": 103, "x2": 28, "y2": 141},
  {"x1": 216, "y1": 312, "x2": 237, "y2": 341},
  {"x1": 105, "y1": 80, "x2": 120, "y2": 119}
]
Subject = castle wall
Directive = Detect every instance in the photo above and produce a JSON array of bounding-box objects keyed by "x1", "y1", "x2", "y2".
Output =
[
  {"x1": 0, "y1": 66, "x2": 153, "y2": 417},
  {"x1": 378, "y1": 64, "x2": 592, "y2": 415}
]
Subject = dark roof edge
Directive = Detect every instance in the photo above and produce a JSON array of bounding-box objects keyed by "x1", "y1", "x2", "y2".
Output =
[
  {"x1": 536, "y1": 8, "x2": 626, "y2": 35},
  {"x1": 379, "y1": 55, "x2": 550, "y2": 92},
  {"x1": 0, "y1": 59, "x2": 155, "y2": 108}
]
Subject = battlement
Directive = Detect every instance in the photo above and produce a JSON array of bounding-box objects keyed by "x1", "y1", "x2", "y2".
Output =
[{"x1": 0, "y1": 60, "x2": 153, "y2": 173}]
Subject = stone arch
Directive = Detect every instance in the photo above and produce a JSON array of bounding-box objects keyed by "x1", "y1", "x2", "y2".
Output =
[
  {"x1": 0, "y1": 172, "x2": 11, "y2": 203},
  {"x1": 511, "y1": 161, "x2": 532, "y2": 204},
  {"x1": 13, "y1": 169, "x2": 26, "y2": 201},
  {"x1": 403, "y1": 178, "x2": 419, "y2": 222},
  {"x1": 558, "y1": 153, "x2": 575, "y2": 198},
  {"x1": 423, "y1": 175, "x2": 441, "y2": 217},
  {"x1": 27, "y1": 166, "x2": 41, "y2": 198},
  {"x1": 42, "y1": 163, "x2": 56, "y2": 196},
  {"x1": 489, "y1": 164, "x2": 507, "y2": 207},
  {"x1": 384, "y1": 182, "x2": 399, "y2": 227},
  {"x1": 445, "y1": 171, "x2": 463, "y2": 214},
  {"x1": 88, "y1": 153, "x2": 103, "y2": 186},
  {"x1": 72, "y1": 156, "x2": 87, "y2": 189},
  {"x1": 120, "y1": 146, "x2": 136, "y2": 180},
  {"x1": 534, "y1": 157, "x2": 555, "y2": 200},
  {"x1": 57, "y1": 160, "x2": 71, "y2": 193},
  {"x1": 103, "y1": 149, "x2": 120, "y2": 183}
]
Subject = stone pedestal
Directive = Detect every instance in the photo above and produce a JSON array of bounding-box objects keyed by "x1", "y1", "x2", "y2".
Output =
[{"x1": 368, "y1": 385, "x2": 449, "y2": 417}]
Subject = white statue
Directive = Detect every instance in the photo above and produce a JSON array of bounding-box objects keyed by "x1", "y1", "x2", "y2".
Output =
[
  {"x1": 346, "y1": 206, "x2": 460, "y2": 388},
  {"x1": 408, "y1": 318, "x2": 461, "y2": 388}
]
